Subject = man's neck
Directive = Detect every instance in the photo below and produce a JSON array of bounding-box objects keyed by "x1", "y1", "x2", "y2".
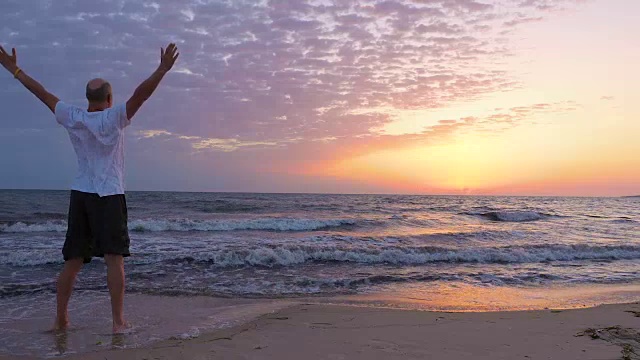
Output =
[{"x1": 87, "y1": 103, "x2": 108, "y2": 112}]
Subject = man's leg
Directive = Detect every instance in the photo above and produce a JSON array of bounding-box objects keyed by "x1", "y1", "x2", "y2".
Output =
[
  {"x1": 54, "y1": 258, "x2": 84, "y2": 330},
  {"x1": 104, "y1": 254, "x2": 127, "y2": 333}
]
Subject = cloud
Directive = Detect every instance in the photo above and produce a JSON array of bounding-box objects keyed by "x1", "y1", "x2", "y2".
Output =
[
  {"x1": 373, "y1": 101, "x2": 579, "y2": 147},
  {"x1": 138, "y1": 130, "x2": 172, "y2": 139},
  {"x1": 192, "y1": 138, "x2": 282, "y2": 152},
  {"x1": 0, "y1": 0, "x2": 588, "y2": 191},
  {"x1": 137, "y1": 100, "x2": 578, "y2": 173},
  {"x1": 518, "y1": 0, "x2": 588, "y2": 12},
  {"x1": 136, "y1": 129, "x2": 287, "y2": 152},
  {"x1": 504, "y1": 15, "x2": 544, "y2": 27},
  {"x1": 1, "y1": 0, "x2": 585, "y2": 139}
]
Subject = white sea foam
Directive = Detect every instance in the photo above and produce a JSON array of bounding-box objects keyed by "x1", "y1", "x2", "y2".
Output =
[
  {"x1": 135, "y1": 244, "x2": 640, "y2": 268},
  {"x1": 129, "y1": 218, "x2": 357, "y2": 232},
  {"x1": 0, "y1": 218, "x2": 357, "y2": 233},
  {"x1": 0, "y1": 221, "x2": 67, "y2": 233},
  {"x1": 3, "y1": 244, "x2": 640, "y2": 267}
]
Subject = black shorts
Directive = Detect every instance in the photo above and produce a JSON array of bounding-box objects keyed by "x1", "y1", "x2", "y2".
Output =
[{"x1": 63, "y1": 190, "x2": 130, "y2": 263}]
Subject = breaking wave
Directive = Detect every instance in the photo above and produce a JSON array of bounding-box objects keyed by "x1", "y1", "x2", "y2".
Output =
[
  {"x1": 154, "y1": 244, "x2": 640, "y2": 267},
  {"x1": 4, "y1": 243, "x2": 639, "y2": 267},
  {"x1": 0, "y1": 218, "x2": 358, "y2": 233},
  {"x1": 464, "y1": 210, "x2": 553, "y2": 222}
]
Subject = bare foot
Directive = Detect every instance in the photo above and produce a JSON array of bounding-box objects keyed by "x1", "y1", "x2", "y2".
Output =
[
  {"x1": 51, "y1": 318, "x2": 70, "y2": 332},
  {"x1": 112, "y1": 321, "x2": 132, "y2": 334}
]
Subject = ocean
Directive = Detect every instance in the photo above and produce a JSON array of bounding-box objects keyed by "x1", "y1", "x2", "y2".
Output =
[{"x1": 1, "y1": 190, "x2": 639, "y2": 356}]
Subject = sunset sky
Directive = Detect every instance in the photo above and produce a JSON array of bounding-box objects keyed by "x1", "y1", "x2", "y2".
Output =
[{"x1": 0, "y1": 0, "x2": 637, "y2": 196}]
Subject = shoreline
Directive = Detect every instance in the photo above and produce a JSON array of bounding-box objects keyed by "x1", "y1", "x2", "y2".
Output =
[
  {"x1": 2, "y1": 282, "x2": 640, "y2": 359},
  {"x1": 4, "y1": 301, "x2": 639, "y2": 360}
]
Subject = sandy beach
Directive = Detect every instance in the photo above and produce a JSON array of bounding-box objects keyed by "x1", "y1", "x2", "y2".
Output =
[{"x1": 3, "y1": 301, "x2": 638, "y2": 360}]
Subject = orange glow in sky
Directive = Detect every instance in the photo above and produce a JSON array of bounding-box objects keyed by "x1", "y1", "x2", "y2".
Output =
[{"x1": 304, "y1": 1, "x2": 639, "y2": 196}]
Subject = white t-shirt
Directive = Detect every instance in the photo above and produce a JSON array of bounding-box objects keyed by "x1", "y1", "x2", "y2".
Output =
[{"x1": 55, "y1": 102, "x2": 131, "y2": 197}]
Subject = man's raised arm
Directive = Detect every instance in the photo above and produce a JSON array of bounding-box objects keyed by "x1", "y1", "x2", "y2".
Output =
[
  {"x1": 0, "y1": 45, "x2": 59, "y2": 114},
  {"x1": 126, "y1": 43, "x2": 180, "y2": 120}
]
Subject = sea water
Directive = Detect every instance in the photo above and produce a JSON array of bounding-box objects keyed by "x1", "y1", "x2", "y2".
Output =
[{"x1": 1, "y1": 190, "x2": 639, "y2": 356}]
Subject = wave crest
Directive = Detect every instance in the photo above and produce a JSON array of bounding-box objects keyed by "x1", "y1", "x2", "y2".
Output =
[
  {"x1": 465, "y1": 210, "x2": 551, "y2": 222},
  {"x1": 0, "y1": 221, "x2": 67, "y2": 233},
  {"x1": 0, "y1": 218, "x2": 357, "y2": 233},
  {"x1": 160, "y1": 244, "x2": 640, "y2": 267},
  {"x1": 130, "y1": 218, "x2": 357, "y2": 232},
  {"x1": 3, "y1": 244, "x2": 639, "y2": 267}
]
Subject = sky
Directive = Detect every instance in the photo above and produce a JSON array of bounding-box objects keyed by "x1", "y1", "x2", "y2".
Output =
[{"x1": 0, "y1": 0, "x2": 637, "y2": 196}]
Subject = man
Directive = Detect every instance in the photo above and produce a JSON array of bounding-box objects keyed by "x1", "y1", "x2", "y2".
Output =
[{"x1": 0, "y1": 43, "x2": 179, "y2": 333}]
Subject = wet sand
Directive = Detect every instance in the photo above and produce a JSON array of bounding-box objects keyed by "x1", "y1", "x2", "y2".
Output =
[{"x1": 4, "y1": 301, "x2": 640, "y2": 360}]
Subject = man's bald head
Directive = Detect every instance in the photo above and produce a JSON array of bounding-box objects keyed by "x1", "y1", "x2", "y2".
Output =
[{"x1": 86, "y1": 78, "x2": 112, "y2": 104}]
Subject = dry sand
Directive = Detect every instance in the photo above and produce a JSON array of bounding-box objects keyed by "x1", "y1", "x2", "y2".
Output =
[{"x1": 5, "y1": 302, "x2": 639, "y2": 360}]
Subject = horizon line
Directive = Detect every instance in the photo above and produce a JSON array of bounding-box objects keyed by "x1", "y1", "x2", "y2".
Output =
[{"x1": 0, "y1": 187, "x2": 635, "y2": 198}]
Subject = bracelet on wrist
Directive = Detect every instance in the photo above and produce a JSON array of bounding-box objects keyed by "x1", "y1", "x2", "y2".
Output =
[{"x1": 13, "y1": 68, "x2": 22, "y2": 78}]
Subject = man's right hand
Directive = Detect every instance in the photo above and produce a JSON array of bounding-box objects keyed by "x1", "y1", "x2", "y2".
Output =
[
  {"x1": 0, "y1": 45, "x2": 19, "y2": 75},
  {"x1": 0, "y1": 45, "x2": 59, "y2": 113},
  {"x1": 159, "y1": 43, "x2": 180, "y2": 73}
]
